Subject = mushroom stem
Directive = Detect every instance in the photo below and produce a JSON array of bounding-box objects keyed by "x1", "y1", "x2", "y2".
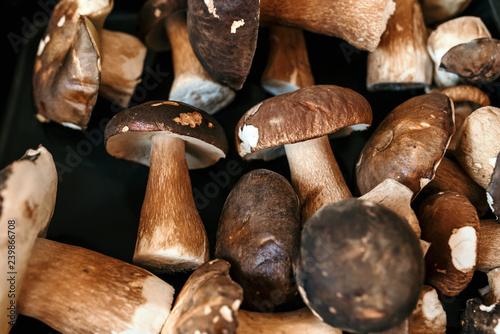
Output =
[
  {"x1": 477, "y1": 219, "x2": 500, "y2": 273},
  {"x1": 236, "y1": 307, "x2": 342, "y2": 333},
  {"x1": 166, "y1": 10, "x2": 235, "y2": 114},
  {"x1": 133, "y1": 133, "x2": 209, "y2": 273},
  {"x1": 284, "y1": 135, "x2": 352, "y2": 224}
]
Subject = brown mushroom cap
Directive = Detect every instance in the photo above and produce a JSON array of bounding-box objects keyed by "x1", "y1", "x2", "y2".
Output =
[
  {"x1": 214, "y1": 168, "x2": 301, "y2": 311},
  {"x1": 355, "y1": 92, "x2": 454, "y2": 197},
  {"x1": 161, "y1": 258, "x2": 243, "y2": 334},
  {"x1": 440, "y1": 38, "x2": 500, "y2": 85},
  {"x1": 419, "y1": 0, "x2": 472, "y2": 25},
  {"x1": 417, "y1": 191, "x2": 480, "y2": 297},
  {"x1": 235, "y1": 85, "x2": 372, "y2": 160},
  {"x1": 187, "y1": 0, "x2": 260, "y2": 90},
  {"x1": 104, "y1": 100, "x2": 228, "y2": 169},
  {"x1": 407, "y1": 285, "x2": 447, "y2": 334}
]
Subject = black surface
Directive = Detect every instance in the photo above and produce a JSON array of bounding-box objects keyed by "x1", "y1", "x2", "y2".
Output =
[{"x1": 2, "y1": 0, "x2": 500, "y2": 333}]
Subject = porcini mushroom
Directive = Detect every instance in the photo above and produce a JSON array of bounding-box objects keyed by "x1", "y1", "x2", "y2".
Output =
[
  {"x1": 33, "y1": 0, "x2": 101, "y2": 130},
  {"x1": 418, "y1": 0, "x2": 472, "y2": 25},
  {"x1": 417, "y1": 191, "x2": 480, "y2": 297},
  {"x1": 487, "y1": 267, "x2": 500, "y2": 305},
  {"x1": 166, "y1": 10, "x2": 235, "y2": 114},
  {"x1": 427, "y1": 16, "x2": 491, "y2": 87},
  {"x1": 235, "y1": 85, "x2": 373, "y2": 224},
  {"x1": 461, "y1": 298, "x2": 500, "y2": 333},
  {"x1": 187, "y1": 0, "x2": 260, "y2": 90},
  {"x1": 366, "y1": 0, "x2": 433, "y2": 91},
  {"x1": 161, "y1": 258, "x2": 243, "y2": 334},
  {"x1": 455, "y1": 106, "x2": 500, "y2": 190},
  {"x1": 99, "y1": 29, "x2": 148, "y2": 108},
  {"x1": 104, "y1": 100, "x2": 228, "y2": 273},
  {"x1": 440, "y1": 37, "x2": 500, "y2": 85},
  {"x1": 407, "y1": 285, "x2": 447, "y2": 334},
  {"x1": 355, "y1": 92, "x2": 454, "y2": 198},
  {"x1": 260, "y1": 25, "x2": 315, "y2": 96},
  {"x1": 0, "y1": 146, "x2": 57, "y2": 334},
  {"x1": 18, "y1": 238, "x2": 174, "y2": 334},
  {"x1": 296, "y1": 198, "x2": 424, "y2": 333},
  {"x1": 477, "y1": 219, "x2": 500, "y2": 273},
  {"x1": 214, "y1": 169, "x2": 301, "y2": 312}
]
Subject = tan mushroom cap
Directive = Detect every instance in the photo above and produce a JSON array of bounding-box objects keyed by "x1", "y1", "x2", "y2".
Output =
[
  {"x1": 104, "y1": 100, "x2": 228, "y2": 169},
  {"x1": 235, "y1": 85, "x2": 373, "y2": 160},
  {"x1": 355, "y1": 92, "x2": 454, "y2": 197},
  {"x1": 455, "y1": 106, "x2": 500, "y2": 189}
]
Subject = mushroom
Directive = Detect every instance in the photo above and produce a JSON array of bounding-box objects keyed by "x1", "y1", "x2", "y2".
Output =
[
  {"x1": 237, "y1": 307, "x2": 342, "y2": 333},
  {"x1": 477, "y1": 219, "x2": 500, "y2": 273},
  {"x1": 33, "y1": 0, "x2": 101, "y2": 130},
  {"x1": 460, "y1": 298, "x2": 500, "y2": 333},
  {"x1": 455, "y1": 106, "x2": 500, "y2": 190},
  {"x1": 487, "y1": 152, "x2": 500, "y2": 220},
  {"x1": 259, "y1": 0, "x2": 396, "y2": 52},
  {"x1": 418, "y1": 0, "x2": 473, "y2": 25},
  {"x1": 440, "y1": 37, "x2": 500, "y2": 85},
  {"x1": 0, "y1": 146, "x2": 57, "y2": 334},
  {"x1": 407, "y1": 285, "x2": 447, "y2": 334},
  {"x1": 260, "y1": 25, "x2": 315, "y2": 96},
  {"x1": 427, "y1": 16, "x2": 492, "y2": 87},
  {"x1": 165, "y1": 10, "x2": 236, "y2": 114},
  {"x1": 161, "y1": 258, "x2": 243, "y2": 334},
  {"x1": 18, "y1": 238, "x2": 174, "y2": 334},
  {"x1": 416, "y1": 191, "x2": 480, "y2": 297},
  {"x1": 355, "y1": 92, "x2": 454, "y2": 198},
  {"x1": 99, "y1": 29, "x2": 148, "y2": 108},
  {"x1": 296, "y1": 198, "x2": 424, "y2": 333},
  {"x1": 235, "y1": 85, "x2": 373, "y2": 224},
  {"x1": 214, "y1": 169, "x2": 301, "y2": 312},
  {"x1": 487, "y1": 267, "x2": 500, "y2": 305},
  {"x1": 439, "y1": 85, "x2": 491, "y2": 157},
  {"x1": 366, "y1": 0, "x2": 433, "y2": 91},
  {"x1": 417, "y1": 156, "x2": 490, "y2": 218},
  {"x1": 104, "y1": 100, "x2": 228, "y2": 273},
  {"x1": 187, "y1": 0, "x2": 260, "y2": 90}
]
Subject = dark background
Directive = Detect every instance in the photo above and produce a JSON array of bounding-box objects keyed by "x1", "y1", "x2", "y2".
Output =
[{"x1": 2, "y1": 0, "x2": 500, "y2": 333}]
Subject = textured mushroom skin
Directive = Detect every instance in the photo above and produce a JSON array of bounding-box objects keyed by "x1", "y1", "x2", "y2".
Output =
[
  {"x1": 187, "y1": 0, "x2": 260, "y2": 90},
  {"x1": 162, "y1": 259, "x2": 243, "y2": 334},
  {"x1": 355, "y1": 92, "x2": 454, "y2": 197},
  {"x1": 215, "y1": 169, "x2": 301, "y2": 311},
  {"x1": 460, "y1": 298, "x2": 500, "y2": 333},
  {"x1": 417, "y1": 191, "x2": 479, "y2": 297},
  {"x1": 296, "y1": 198, "x2": 424, "y2": 333},
  {"x1": 235, "y1": 85, "x2": 373, "y2": 159},
  {"x1": 440, "y1": 38, "x2": 500, "y2": 85}
]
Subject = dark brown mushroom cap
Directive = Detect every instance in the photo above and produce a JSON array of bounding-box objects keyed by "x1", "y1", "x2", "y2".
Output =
[
  {"x1": 440, "y1": 38, "x2": 500, "y2": 85},
  {"x1": 162, "y1": 258, "x2": 243, "y2": 333},
  {"x1": 104, "y1": 100, "x2": 228, "y2": 169},
  {"x1": 214, "y1": 168, "x2": 301, "y2": 312},
  {"x1": 417, "y1": 191, "x2": 480, "y2": 297},
  {"x1": 136, "y1": 0, "x2": 186, "y2": 51},
  {"x1": 187, "y1": 0, "x2": 260, "y2": 90},
  {"x1": 235, "y1": 85, "x2": 373, "y2": 160},
  {"x1": 461, "y1": 298, "x2": 500, "y2": 333},
  {"x1": 355, "y1": 92, "x2": 454, "y2": 197},
  {"x1": 296, "y1": 198, "x2": 424, "y2": 333},
  {"x1": 487, "y1": 151, "x2": 500, "y2": 220}
]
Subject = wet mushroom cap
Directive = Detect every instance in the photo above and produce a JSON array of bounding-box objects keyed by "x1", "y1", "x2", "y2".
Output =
[
  {"x1": 214, "y1": 168, "x2": 301, "y2": 311},
  {"x1": 440, "y1": 38, "x2": 500, "y2": 85},
  {"x1": 235, "y1": 85, "x2": 372, "y2": 160},
  {"x1": 104, "y1": 100, "x2": 228, "y2": 169},
  {"x1": 296, "y1": 198, "x2": 424, "y2": 333},
  {"x1": 355, "y1": 92, "x2": 454, "y2": 197}
]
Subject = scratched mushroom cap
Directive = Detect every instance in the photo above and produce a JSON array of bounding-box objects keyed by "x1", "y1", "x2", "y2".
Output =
[
  {"x1": 104, "y1": 100, "x2": 228, "y2": 169},
  {"x1": 355, "y1": 92, "x2": 454, "y2": 197},
  {"x1": 235, "y1": 85, "x2": 373, "y2": 160}
]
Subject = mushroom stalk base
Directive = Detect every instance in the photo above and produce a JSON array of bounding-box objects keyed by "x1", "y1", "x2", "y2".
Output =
[
  {"x1": 133, "y1": 134, "x2": 209, "y2": 273},
  {"x1": 284, "y1": 135, "x2": 352, "y2": 225}
]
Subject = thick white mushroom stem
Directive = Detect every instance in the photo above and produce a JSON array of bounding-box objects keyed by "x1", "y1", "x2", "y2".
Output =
[
  {"x1": 261, "y1": 25, "x2": 315, "y2": 95},
  {"x1": 284, "y1": 135, "x2": 352, "y2": 224},
  {"x1": 166, "y1": 10, "x2": 235, "y2": 114},
  {"x1": 133, "y1": 134, "x2": 209, "y2": 273},
  {"x1": 237, "y1": 307, "x2": 342, "y2": 333}
]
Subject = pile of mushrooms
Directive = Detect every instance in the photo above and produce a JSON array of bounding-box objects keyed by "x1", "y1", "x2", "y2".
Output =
[{"x1": 9, "y1": 0, "x2": 500, "y2": 332}]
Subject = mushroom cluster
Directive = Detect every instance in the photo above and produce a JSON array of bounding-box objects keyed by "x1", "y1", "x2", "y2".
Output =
[{"x1": 4, "y1": 0, "x2": 500, "y2": 333}]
